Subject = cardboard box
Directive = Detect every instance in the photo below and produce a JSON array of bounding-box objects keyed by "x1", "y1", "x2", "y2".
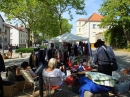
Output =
[
  {"x1": 17, "y1": 81, "x2": 33, "y2": 91},
  {"x1": 3, "y1": 82, "x2": 18, "y2": 97}
]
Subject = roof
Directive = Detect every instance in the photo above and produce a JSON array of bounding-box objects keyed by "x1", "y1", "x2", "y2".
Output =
[
  {"x1": 77, "y1": 18, "x2": 87, "y2": 21},
  {"x1": 9, "y1": 24, "x2": 25, "y2": 32},
  {"x1": 87, "y1": 12, "x2": 103, "y2": 22},
  {"x1": 0, "y1": 14, "x2": 5, "y2": 22},
  {"x1": 4, "y1": 23, "x2": 11, "y2": 28}
]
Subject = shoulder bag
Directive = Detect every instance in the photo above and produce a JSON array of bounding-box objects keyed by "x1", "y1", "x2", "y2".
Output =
[{"x1": 103, "y1": 48, "x2": 118, "y2": 71}]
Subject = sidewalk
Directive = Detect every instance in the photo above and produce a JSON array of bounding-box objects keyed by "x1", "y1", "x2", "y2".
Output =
[{"x1": 4, "y1": 52, "x2": 31, "y2": 62}]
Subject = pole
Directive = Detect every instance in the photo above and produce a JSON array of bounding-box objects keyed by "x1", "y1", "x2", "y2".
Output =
[{"x1": 2, "y1": 37, "x2": 4, "y2": 54}]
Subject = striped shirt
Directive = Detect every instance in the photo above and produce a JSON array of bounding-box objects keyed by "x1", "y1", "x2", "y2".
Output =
[{"x1": 93, "y1": 46, "x2": 115, "y2": 65}]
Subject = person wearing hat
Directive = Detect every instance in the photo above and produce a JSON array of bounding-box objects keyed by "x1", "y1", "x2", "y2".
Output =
[{"x1": 93, "y1": 39, "x2": 116, "y2": 76}]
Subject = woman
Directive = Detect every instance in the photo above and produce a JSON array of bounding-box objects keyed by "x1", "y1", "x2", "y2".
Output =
[
  {"x1": 16, "y1": 61, "x2": 37, "y2": 78},
  {"x1": 42, "y1": 58, "x2": 66, "y2": 86},
  {"x1": 93, "y1": 39, "x2": 116, "y2": 76}
]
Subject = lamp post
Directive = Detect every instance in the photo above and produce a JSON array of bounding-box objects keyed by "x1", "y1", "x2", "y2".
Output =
[{"x1": 2, "y1": 32, "x2": 5, "y2": 54}]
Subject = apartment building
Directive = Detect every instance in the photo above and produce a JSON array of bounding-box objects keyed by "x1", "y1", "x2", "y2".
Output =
[
  {"x1": 76, "y1": 12, "x2": 107, "y2": 47},
  {"x1": 0, "y1": 15, "x2": 10, "y2": 48},
  {"x1": 10, "y1": 24, "x2": 27, "y2": 47}
]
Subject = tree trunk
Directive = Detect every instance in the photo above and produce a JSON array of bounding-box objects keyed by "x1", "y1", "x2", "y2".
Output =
[
  {"x1": 122, "y1": 25, "x2": 130, "y2": 48},
  {"x1": 58, "y1": 15, "x2": 62, "y2": 35},
  {"x1": 26, "y1": 28, "x2": 31, "y2": 48}
]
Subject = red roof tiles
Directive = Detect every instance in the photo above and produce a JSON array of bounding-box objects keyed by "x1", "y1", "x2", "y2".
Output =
[{"x1": 87, "y1": 12, "x2": 103, "y2": 22}]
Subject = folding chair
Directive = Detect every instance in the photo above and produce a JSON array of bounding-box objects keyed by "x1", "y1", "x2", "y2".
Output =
[
  {"x1": 20, "y1": 70, "x2": 39, "y2": 96},
  {"x1": 43, "y1": 76, "x2": 64, "y2": 97}
]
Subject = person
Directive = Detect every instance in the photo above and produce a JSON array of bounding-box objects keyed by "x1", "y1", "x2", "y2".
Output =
[
  {"x1": 42, "y1": 58, "x2": 66, "y2": 86},
  {"x1": 93, "y1": 39, "x2": 116, "y2": 76},
  {"x1": 0, "y1": 53, "x2": 5, "y2": 97},
  {"x1": 16, "y1": 61, "x2": 37, "y2": 78},
  {"x1": 7, "y1": 44, "x2": 12, "y2": 58}
]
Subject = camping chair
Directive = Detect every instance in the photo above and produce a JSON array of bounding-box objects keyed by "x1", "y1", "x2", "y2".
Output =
[
  {"x1": 20, "y1": 70, "x2": 39, "y2": 96},
  {"x1": 43, "y1": 76, "x2": 64, "y2": 97}
]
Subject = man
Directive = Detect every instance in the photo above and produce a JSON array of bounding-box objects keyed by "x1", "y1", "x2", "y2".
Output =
[{"x1": 93, "y1": 39, "x2": 116, "y2": 76}]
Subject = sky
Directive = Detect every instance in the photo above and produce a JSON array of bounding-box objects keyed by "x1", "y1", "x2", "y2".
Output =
[
  {"x1": 0, "y1": 0, "x2": 102, "y2": 35},
  {"x1": 62, "y1": 0, "x2": 103, "y2": 35}
]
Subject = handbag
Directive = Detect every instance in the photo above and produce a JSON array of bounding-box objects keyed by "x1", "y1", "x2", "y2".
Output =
[{"x1": 103, "y1": 49, "x2": 118, "y2": 71}]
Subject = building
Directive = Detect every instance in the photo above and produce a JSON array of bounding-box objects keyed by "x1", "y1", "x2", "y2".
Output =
[
  {"x1": 76, "y1": 12, "x2": 107, "y2": 47},
  {"x1": 10, "y1": 24, "x2": 27, "y2": 47},
  {"x1": 0, "y1": 15, "x2": 10, "y2": 48}
]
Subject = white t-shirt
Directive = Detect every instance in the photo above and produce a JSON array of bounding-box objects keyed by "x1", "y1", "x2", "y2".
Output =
[{"x1": 42, "y1": 68, "x2": 66, "y2": 86}]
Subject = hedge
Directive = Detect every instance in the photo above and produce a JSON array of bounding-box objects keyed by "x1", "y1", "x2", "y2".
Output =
[{"x1": 15, "y1": 48, "x2": 38, "y2": 53}]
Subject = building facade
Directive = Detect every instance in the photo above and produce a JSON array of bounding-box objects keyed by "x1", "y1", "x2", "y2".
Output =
[
  {"x1": 0, "y1": 15, "x2": 10, "y2": 48},
  {"x1": 10, "y1": 24, "x2": 27, "y2": 47},
  {"x1": 76, "y1": 12, "x2": 107, "y2": 47}
]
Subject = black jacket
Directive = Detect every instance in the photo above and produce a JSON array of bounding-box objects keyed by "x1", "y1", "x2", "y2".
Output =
[{"x1": 0, "y1": 54, "x2": 5, "y2": 72}]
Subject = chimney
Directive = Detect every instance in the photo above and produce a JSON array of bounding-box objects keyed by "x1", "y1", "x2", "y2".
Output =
[{"x1": 15, "y1": 24, "x2": 18, "y2": 28}]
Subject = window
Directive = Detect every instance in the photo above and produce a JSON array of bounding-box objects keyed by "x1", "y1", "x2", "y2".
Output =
[
  {"x1": 79, "y1": 28, "x2": 81, "y2": 32},
  {"x1": 5, "y1": 30, "x2": 7, "y2": 35},
  {"x1": 10, "y1": 39, "x2": 12, "y2": 44},
  {"x1": 21, "y1": 34, "x2": 22, "y2": 37},
  {"x1": 79, "y1": 22, "x2": 81, "y2": 25},
  {"x1": 92, "y1": 32, "x2": 96, "y2": 37},
  {"x1": 0, "y1": 28, "x2": 1, "y2": 34},
  {"x1": 10, "y1": 33, "x2": 12, "y2": 37},
  {"x1": 21, "y1": 39, "x2": 22, "y2": 43},
  {"x1": 93, "y1": 24, "x2": 96, "y2": 29}
]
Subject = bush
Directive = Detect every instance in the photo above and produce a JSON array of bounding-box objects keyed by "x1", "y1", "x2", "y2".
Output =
[
  {"x1": 40, "y1": 45, "x2": 46, "y2": 49},
  {"x1": 15, "y1": 48, "x2": 38, "y2": 53}
]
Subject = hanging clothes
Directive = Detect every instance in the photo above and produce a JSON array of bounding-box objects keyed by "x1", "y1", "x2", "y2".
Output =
[
  {"x1": 48, "y1": 48, "x2": 56, "y2": 61},
  {"x1": 29, "y1": 52, "x2": 38, "y2": 69}
]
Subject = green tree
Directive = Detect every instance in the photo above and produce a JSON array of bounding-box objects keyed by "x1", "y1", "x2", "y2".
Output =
[
  {"x1": 34, "y1": 17, "x2": 72, "y2": 39},
  {"x1": 0, "y1": 0, "x2": 49, "y2": 47},
  {"x1": 104, "y1": 25, "x2": 127, "y2": 48},
  {"x1": 99, "y1": 0, "x2": 130, "y2": 48},
  {"x1": 41, "y1": 0, "x2": 87, "y2": 34}
]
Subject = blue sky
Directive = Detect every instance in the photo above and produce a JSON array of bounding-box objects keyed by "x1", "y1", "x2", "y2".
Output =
[
  {"x1": 62, "y1": 0, "x2": 102, "y2": 34},
  {"x1": 0, "y1": 0, "x2": 102, "y2": 35}
]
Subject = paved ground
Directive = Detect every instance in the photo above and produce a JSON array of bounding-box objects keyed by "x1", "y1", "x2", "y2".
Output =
[{"x1": 1, "y1": 50, "x2": 130, "y2": 97}]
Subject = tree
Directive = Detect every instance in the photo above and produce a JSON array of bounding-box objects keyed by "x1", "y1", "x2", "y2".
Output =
[
  {"x1": 34, "y1": 18, "x2": 73, "y2": 39},
  {"x1": 41, "y1": 0, "x2": 87, "y2": 35},
  {"x1": 0, "y1": 0, "x2": 49, "y2": 47},
  {"x1": 104, "y1": 25, "x2": 127, "y2": 48},
  {"x1": 99, "y1": 0, "x2": 130, "y2": 47}
]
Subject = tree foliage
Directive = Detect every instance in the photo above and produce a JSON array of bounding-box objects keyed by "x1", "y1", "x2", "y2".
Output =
[
  {"x1": 99, "y1": 0, "x2": 130, "y2": 47},
  {"x1": 104, "y1": 25, "x2": 127, "y2": 48},
  {"x1": 0, "y1": 0, "x2": 47, "y2": 47},
  {"x1": 0, "y1": 0, "x2": 73, "y2": 46},
  {"x1": 40, "y1": 0, "x2": 87, "y2": 34}
]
